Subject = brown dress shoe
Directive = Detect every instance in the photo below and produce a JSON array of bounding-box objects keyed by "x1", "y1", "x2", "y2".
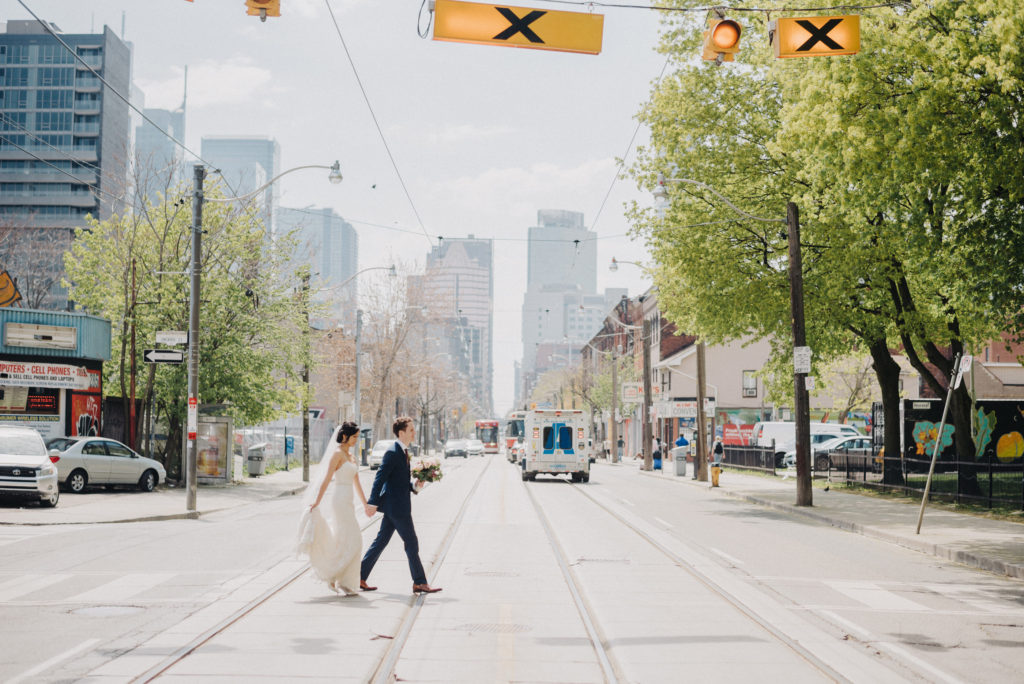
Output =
[
  {"x1": 412, "y1": 583, "x2": 442, "y2": 594},
  {"x1": 359, "y1": 580, "x2": 377, "y2": 592}
]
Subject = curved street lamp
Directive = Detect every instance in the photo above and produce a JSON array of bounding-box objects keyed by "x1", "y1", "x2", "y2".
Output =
[{"x1": 184, "y1": 162, "x2": 342, "y2": 511}]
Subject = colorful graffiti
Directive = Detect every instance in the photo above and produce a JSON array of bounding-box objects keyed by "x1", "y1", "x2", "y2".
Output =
[
  {"x1": 905, "y1": 399, "x2": 1024, "y2": 463},
  {"x1": 912, "y1": 421, "x2": 955, "y2": 456},
  {"x1": 0, "y1": 270, "x2": 22, "y2": 307}
]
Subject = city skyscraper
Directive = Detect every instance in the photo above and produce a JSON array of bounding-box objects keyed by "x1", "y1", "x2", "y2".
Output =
[
  {"x1": 419, "y1": 235, "x2": 494, "y2": 415},
  {"x1": 200, "y1": 135, "x2": 279, "y2": 235},
  {"x1": 277, "y1": 206, "x2": 358, "y2": 329},
  {"x1": 0, "y1": 20, "x2": 132, "y2": 310},
  {"x1": 134, "y1": 69, "x2": 185, "y2": 205}
]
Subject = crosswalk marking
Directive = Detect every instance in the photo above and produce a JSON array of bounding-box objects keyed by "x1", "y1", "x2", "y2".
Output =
[
  {"x1": 825, "y1": 580, "x2": 930, "y2": 612},
  {"x1": 0, "y1": 573, "x2": 73, "y2": 602},
  {"x1": 71, "y1": 573, "x2": 175, "y2": 602},
  {"x1": 925, "y1": 583, "x2": 1017, "y2": 614}
]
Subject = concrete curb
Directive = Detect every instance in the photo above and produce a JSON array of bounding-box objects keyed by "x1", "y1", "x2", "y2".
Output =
[
  {"x1": 633, "y1": 467, "x2": 1024, "y2": 580},
  {"x1": 0, "y1": 483, "x2": 308, "y2": 527}
]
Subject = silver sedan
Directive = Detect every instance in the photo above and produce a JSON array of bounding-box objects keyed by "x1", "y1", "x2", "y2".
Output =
[{"x1": 46, "y1": 437, "x2": 167, "y2": 493}]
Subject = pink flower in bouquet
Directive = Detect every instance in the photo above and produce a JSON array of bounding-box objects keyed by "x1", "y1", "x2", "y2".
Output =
[{"x1": 411, "y1": 457, "x2": 443, "y2": 483}]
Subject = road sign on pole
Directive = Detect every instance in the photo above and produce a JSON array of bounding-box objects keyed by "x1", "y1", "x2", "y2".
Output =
[
  {"x1": 770, "y1": 15, "x2": 860, "y2": 58},
  {"x1": 144, "y1": 349, "x2": 185, "y2": 364},
  {"x1": 433, "y1": 0, "x2": 604, "y2": 55},
  {"x1": 156, "y1": 330, "x2": 188, "y2": 345}
]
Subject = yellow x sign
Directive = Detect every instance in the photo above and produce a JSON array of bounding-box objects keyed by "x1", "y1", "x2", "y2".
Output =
[
  {"x1": 770, "y1": 15, "x2": 860, "y2": 58},
  {"x1": 433, "y1": 0, "x2": 604, "y2": 55}
]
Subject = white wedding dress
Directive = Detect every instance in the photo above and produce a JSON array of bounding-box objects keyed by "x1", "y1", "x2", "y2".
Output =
[{"x1": 305, "y1": 460, "x2": 361, "y2": 595}]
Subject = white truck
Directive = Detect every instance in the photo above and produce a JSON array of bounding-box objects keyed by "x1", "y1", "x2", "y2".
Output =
[{"x1": 521, "y1": 409, "x2": 590, "y2": 483}]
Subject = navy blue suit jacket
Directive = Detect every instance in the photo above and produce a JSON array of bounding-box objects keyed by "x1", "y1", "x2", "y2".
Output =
[{"x1": 367, "y1": 440, "x2": 416, "y2": 516}]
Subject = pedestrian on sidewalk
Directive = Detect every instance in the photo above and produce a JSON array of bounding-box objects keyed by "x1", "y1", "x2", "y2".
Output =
[
  {"x1": 360, "y1": 416, "x2": 442, "y2": 595},
  {"x1": 709, "y1": 438, "x2": 724, "y2": 487},
  {"x1": 298, "y1": 422, "x2": 369, "y2": 596}
]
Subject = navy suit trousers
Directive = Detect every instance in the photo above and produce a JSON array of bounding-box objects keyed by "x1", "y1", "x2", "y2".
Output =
[{"x1": 360, "y1": 511, "x2": 426, "y2": 585}]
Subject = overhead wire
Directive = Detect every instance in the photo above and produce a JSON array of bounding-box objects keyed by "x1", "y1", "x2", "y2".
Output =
[
  {"x1": 534, "y1": 0, "x2": 906, "y2": 12},
  {"x1": 15, "y1": 0, "x2": 235, "y2": 190},
  {"x1": 0, "y1": 134, "x2": 125, "y2": 205},
  {"x1": 323, "y1": 0, "x2": 434, "y2": 247}
]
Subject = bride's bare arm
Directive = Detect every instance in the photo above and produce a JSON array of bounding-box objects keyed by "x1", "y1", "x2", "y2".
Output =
[
  {"x1": 352, "y1": 470, "x2": 369, "y2": 506},
  {"x1": 310, "y1": 449, "x2": 343, "y2": 508}
]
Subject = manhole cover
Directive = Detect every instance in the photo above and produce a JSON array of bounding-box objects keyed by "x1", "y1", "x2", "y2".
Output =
[
  {"x1": 453, "y1": 623, "x2": 532, "y2": 634},
  {"x1": 464, "y1": 570, "x2": 520, "y2": 577},
  {"x1": 70, "y1": 605, "x2": 144, "y2": 617}
]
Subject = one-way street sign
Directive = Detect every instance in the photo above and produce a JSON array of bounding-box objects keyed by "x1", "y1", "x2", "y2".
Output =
[{"x1": 144, "y1": 349, "x2": 185, "y2": 364}]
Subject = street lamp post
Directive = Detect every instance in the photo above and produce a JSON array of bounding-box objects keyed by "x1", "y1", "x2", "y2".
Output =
[
  {"x1": 184, "y1": 161, "x2": 343, "y2": 511},
  {"x1": 654, "y1": 173, "x2": 811, "y2": 505}
]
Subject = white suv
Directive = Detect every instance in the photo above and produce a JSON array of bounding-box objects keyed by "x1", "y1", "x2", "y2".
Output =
[{"x1": 0, "y1": 426, "x2": 60, "y2": 508}]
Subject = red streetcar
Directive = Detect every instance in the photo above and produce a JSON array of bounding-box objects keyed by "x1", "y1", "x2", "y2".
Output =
[{"x1": 474, "y1": 419, "x2": 500, "y2": 454}]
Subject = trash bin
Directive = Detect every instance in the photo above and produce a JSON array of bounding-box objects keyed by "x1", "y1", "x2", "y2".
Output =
[
  {"x1": 672, "y1": 447, "x2": 687, "y2": 476},
  {"x1": 653, "y1": 456, "x2": 662, "y2": 470},
  {"x1": 247, "y1": 443, "x2": 268, "y2": 477}
]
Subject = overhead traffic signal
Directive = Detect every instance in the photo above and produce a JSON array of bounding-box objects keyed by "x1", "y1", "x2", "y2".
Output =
[
  {"x1": 702, "y1": 18, "x2": 742, "y2": 63},
  {"x1": 245, "y1": 0, "x2": 280, "y2": 22}
]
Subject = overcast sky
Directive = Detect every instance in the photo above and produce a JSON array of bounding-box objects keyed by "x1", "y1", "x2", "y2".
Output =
[{"x1": 13, "y1": 0, "x2": 663, "y2": 415}]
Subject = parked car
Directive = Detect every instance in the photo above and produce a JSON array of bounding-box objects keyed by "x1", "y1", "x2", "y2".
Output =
[
  {"x1": 782, "y1": 435, "x2": 874, "y2": 471},
  {"x1": 0, "y1": 426, "x2": 60, "y2": 507},
  {"x1": 775, "y1": 432, "x2": 846, "y2": 468},
  {"x1": 466, "y1": 439, "x2": 485, "y2": 457},
  {"x1": 46, "y1": 436, "x2": 167, "y2": 493},
  {"x1": 368, "y1": 440, "x2": 394, "y2": 469},
  {"x1": 444, "y1": 439, "x2": 468, "y2": 459}
]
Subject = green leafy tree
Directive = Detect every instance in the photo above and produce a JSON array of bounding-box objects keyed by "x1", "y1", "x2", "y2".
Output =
[
  {"x1": 64, "y1": 183, "x2": 308, "y2": 478},
  {"x1": 631, "y1": 1, "x2": 1024, "y2": 490}
]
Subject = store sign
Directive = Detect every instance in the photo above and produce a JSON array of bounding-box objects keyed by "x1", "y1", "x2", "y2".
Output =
[
  {"x1": 0, "y1": 361, "x2": 90, "y2": 389},
  {"x1": 655, "y1": 399, "x2": 717, "y2": 418}
]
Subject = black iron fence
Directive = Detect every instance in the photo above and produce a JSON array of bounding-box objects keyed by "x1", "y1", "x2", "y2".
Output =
[
  {"x1": 723, "y1": 444, "x2": 776, "y2": 475},
  {"x1": 824, "y1": 447, "x2": 1024, "y2": 510}
]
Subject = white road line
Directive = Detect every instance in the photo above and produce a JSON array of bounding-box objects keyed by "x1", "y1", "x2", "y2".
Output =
[
  {"x1": 652, "y1": 516, "x2": 673, "y2": 529},
  {"x1": 7, "y1": 637, "x2": 101, "y2": 684},
  {"x1": 711, "y1": 547, "x2": 745, "y2": 565},
  {"x1": 925, "y1": 583, "x2": 1017, "y2": 614},
  {"x1": 818, "y1": 610, "x2": 966, "y2": 684},
  {"x1": 0, "y1": 573, "x2": 72, "y2": 602},
  {"x1": 70, "y1": 573, "x2": 174, "y2": 602},
  {"x1": 826, "y1": 580, "x2": 930, "y2": 612}
]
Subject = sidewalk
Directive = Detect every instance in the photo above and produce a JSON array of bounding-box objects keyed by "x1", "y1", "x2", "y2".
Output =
[
  {"x1": 0, "y1": 467, "x2": 313, "y2": 526},
  {"x1": 633, "y1": 460, "x2": 1024, "y2": 580}
]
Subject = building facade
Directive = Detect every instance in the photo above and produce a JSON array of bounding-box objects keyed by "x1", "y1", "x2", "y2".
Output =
[
  {"x1": 200, "y1": 136, "x2": 279, "y2": 235},
  {"x1": 0, "y1": 20, "x2": 132, "y2": 310},
  {"x1": 276, "y1": 206, "x2": 358, "y2": 329}
]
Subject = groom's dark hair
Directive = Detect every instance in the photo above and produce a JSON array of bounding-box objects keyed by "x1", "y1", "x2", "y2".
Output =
[{"x1": 393, "y1": 416, "x2": 414, "y2": 437}]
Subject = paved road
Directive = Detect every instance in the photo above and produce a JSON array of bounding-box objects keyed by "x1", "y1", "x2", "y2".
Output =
[{"x1": 5, "y1": 455, "x2": 1023, "y2": 682}]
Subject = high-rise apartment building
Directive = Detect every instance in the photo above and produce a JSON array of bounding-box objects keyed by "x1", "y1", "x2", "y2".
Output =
[
  {"x1": 0, "y1": 21, "x2": 132, "y2": 310},
  {"x1": 418, "y1": 235, "x2": 494, "y2": 415},
  {"x1": 200, "y1": 136, "x2": 279, "y2": 235},
  {"x1": 134, "y1": 95, "x2": 185, "y2": 204},
  {"x1": 518, "y1": 209, "x2": 624, "y2": 408},
  {"x1": 277, "y1": 206, "x2": 358, "y2": 329}
]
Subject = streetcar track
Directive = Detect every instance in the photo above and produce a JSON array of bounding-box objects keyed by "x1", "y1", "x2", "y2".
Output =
[
  {"x1": 130, "y1": 457, "x2": 491, "y2": 683},
  {"x1": 561, "y1": 475, "x2": 897, "y2": 683}
]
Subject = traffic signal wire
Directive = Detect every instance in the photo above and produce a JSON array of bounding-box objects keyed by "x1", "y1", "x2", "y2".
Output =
[
  {"x1": 531, "y1": 0, "x2": 906, "y2": 13},
  {"x1": 15, "y1": 0, "x2": 238, "y2": 192},
  {"x1": 323, "y1": 0, "x2": 435, "y2": 248}
]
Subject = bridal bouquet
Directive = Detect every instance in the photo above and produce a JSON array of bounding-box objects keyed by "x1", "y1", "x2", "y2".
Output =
[{"x1": 411, "y1": 457, "x2": 443, "y2": 483}]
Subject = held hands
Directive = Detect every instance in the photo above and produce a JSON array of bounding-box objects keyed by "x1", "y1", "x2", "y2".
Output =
[{"x1": 364, "y1": 504, "x2": 377, "y2": 518}]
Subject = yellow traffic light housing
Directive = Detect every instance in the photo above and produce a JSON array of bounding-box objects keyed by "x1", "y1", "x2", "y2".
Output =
[
  {"x1": 245, "y1": 0, "x2": 280, "y2": 22},
  {"x1": 702, "y1": 18, "x2": 742, "y2": 63}
]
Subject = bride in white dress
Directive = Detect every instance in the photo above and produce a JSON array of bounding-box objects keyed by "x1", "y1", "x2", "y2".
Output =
[{"x1": 299, "y1": 422, "x2": 369, "y2": 596}]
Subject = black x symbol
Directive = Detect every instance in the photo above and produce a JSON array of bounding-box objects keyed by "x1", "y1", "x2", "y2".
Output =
[
  {"x1": 796, "y1": 18, "x2": 844, "y2": 51},
  {"x1": 493, "y1": 7, "x2": 546, "y2": 43}
]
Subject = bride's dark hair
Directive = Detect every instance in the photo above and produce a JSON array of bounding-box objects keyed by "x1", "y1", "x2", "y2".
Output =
[{"x1": 336, "y1": 421, "x2": 359, "y2": 442}]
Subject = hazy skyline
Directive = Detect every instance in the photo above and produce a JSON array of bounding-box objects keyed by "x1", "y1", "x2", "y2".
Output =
[{"x1": 9, "y1": 0, "x2": 662, "y2": 414}]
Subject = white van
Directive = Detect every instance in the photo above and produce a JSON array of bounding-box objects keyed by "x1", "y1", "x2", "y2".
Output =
[
  {"x1": 521, "y1": 409, "x2": 590, "y2": 483},
  {"x1": 750, "y1": 421, "x2": 860, "y2": 449}
]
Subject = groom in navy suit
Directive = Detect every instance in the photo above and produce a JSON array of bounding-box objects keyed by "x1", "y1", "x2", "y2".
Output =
[{"x1": 360, "y1": 416, "x2": 442, "y2": 594}]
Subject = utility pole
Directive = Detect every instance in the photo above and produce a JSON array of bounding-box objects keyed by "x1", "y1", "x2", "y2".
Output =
[
  {"x1": 354, "y1": 309, "x2": 364, "y2": 465},
  {"x1": 301, "y1": 271, "x2": 310, "y2": 483},
  {"x1": 129, "y1": 258, "x2": 137, "y2": 451},
  {"x1": 696, "y1": 340, "x2": 709, "y2": 481},
  {"x1": 787, "y1": 202, "x2": 812, "y2": 507},
  {"x1": 642, "y1": 317, "x2": 653, "y2": 471},
  {"x1": 186, "y1": 164, "x2": 205, "y2": 513},
  {"x1": 610, "y1": 345, "x2": 619, "y2": 463}
]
